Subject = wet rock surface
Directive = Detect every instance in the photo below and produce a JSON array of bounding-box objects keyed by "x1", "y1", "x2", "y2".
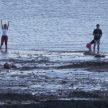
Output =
[
  {"x1": 0, "y1": 100, "x2": 108, "y2": 108},
  {"x1": 0, "y1": 50, "x2": 108, "y2": 105},
  {"x1": 4, "y1": 63, "x2": 17, "y2": 69}
]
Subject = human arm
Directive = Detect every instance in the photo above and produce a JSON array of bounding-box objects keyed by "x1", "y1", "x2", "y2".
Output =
[
  {"x1": 100, "y1": 29, "x2": 102, "y2": 36},
  {"x1": 93, "y1": 29, "x2": 95, "y2": 36},
  {"x1": 1, "y1": 20, "x2": 3, "y2": 29},
  {"x1": 100, "y1": 29, "x2": 102, "y2": 38},
  {"x1": 7, "y1": 21, "x2": 10, "y2": 29}
]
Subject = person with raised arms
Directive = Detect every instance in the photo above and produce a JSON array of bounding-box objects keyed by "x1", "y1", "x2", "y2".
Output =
[{"x1": 0, "y1": 20, "x2": 10, "y2": 51}]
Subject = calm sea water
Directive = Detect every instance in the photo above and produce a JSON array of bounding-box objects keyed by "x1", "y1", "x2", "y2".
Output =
[{"x1": 0, "y1": 0, "x2": 108, "y2": 52}]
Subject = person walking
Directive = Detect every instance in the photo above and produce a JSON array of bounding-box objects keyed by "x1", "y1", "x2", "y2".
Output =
[
  {"x1": 93, "y1": 24, "x2": 102, "y2": 54},
  {"x1": 0, "y1": 20, "x2": 9, "y2": 51}
]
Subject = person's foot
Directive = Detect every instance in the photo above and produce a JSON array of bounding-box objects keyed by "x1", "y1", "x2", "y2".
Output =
[{"x1": 96, "y1": 50, "x2": 99, "y2": 54}]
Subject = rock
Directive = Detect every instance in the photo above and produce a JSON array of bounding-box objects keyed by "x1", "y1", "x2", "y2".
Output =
[
  {"x1": 11, "y1": 64, "x2": 17, "y2": 68},
  {"x1": 4, "y1": 63, "x2": 11, "y2": 69},
  {"x1": 4, "y1": 63, "x2": 17, "y2": 69},
  {"x1": 95, "y1": 54, "x2": 105, "y2": 58}
]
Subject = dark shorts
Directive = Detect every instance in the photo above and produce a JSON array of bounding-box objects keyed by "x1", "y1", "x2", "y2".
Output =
[
  {"x1": 94, "y1": 39, "x2": 100, "y2": 46},
  {"x1": 1, "y1": 35, "x2": 8, "y2": 45}
]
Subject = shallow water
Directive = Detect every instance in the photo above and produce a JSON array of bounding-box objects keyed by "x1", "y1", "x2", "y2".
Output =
[
  {"x1": 0, "y1": 50, "x2": 107, "y2": 100},
  {"x1": 0, "y1": 0, "x2": 108, "y2": 51}
]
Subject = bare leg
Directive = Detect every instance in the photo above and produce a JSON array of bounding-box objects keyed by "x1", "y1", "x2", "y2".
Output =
[
  {"x1": 89, "y1": 48, "x2": 91, "y2": 53},
  {"x1": 5, "y1": 36, "x2": 8, "y2": 51},
  {"x1": 93, "y1": 42, "x2": 96, "y2": 53},
  {"x1": 0, "y1": 36, "x2": 4, "y2": 50},
  {"x1": 5, "y1": 45, "x2": 7, "y2": 51},
  {"x1": 97, "y1": 40, "x2": 100, "y2": 54},
  {"x1": 0, "y1": 44, "x2": 3, "y2": 50}
]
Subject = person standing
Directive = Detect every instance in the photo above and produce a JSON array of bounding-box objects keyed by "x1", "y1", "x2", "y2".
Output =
[
  {"x1": 93, "y1": 24, "x2": 102, "y2": 54},
  {"x1": 0, "y1": 20, "x2": 9, "y2": 51}
]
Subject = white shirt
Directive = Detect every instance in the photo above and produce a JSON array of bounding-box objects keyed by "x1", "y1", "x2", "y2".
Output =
[{"x1": 2, "y1": 29, "x2": 8, "y2": 36}]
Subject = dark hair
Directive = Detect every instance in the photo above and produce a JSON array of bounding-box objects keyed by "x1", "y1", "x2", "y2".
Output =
[
  {"x1": 96, "y1": 24, "x2": 100, "y2": 27},
  {"x1": 4, "y1": 24, "x2": 8, "y2": 29}
]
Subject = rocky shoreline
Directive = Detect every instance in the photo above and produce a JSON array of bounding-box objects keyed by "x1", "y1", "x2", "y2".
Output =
[{"x1": 0, "y1": 50, "x2": 108, "y2": 107}]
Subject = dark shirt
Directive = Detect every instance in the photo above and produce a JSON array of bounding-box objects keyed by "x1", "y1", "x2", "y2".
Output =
[{"x1": 93, "y1": 28, "x2": 102, "y2": 40}]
